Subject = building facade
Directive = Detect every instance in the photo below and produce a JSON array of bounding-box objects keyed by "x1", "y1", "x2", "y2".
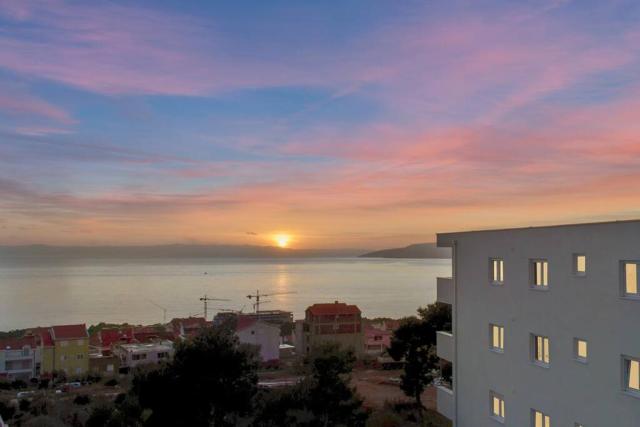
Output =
[
  {"x1": 113, "y1": 341, "x2": 174, "y2": 370},
  {"x1": 436, "y1": 220, "x2": 640, "y2": 426},
  {"x1": 302, "y1": 301, "x2": 364, "y2": 358},
  {"x1": 235, "y1": 316, "x2": 281, "y2": 363},
  {"x1": 49, "y1": 324, "x2": 89, "y2": 377},
  {"x1": 0, "y1": 336, "x2": 39, "y2": 380}
]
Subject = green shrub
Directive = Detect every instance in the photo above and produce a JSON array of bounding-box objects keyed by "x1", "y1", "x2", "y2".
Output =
[{"x1": 73, "y1": 395, "x2": 91, "y2": 405}]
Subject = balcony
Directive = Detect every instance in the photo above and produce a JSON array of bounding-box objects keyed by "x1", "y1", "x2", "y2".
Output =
[
  {"x1": 436, "y1": 331, "x2": 453, "y2": 362},
  {"x1": 436, "y1": 277, "x2": 453, "y2": 305},
  {"x1": 436, "y1": 384, "x2": 455, "y2": 422}
]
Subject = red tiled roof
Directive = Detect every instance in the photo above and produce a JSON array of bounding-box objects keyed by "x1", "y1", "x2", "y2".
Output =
[
  {"x1": 170, "y1": 317, "x2": 208, "y2": 328},
  {"x1": 307, "y1": 302, "x2": 361, "y2": 316},
  {"x1": 31, "y1": 327, "x2": 53, "y2": 347},
  {"x1": 0, "y1": 335, "x2": 37, "y2": 350},
  {"x1": 134, "y1": 326, "x2": 173, "y2": 343},
  {"x1": 99, "y1": 327, "x2": 135, "y2": 347},
  {"x1": 50, "y1": 324, "x2": 88, "y2": 340}
]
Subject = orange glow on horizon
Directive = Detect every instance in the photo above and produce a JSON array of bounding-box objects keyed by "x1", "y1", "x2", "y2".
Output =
[{"x1": 273, "y1": 234, "x2": 291, "y2": 248}]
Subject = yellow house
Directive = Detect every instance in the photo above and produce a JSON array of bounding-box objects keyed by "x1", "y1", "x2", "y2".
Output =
[{"x1": 35, "y1": 325, "x2": 89, "y2": 378}]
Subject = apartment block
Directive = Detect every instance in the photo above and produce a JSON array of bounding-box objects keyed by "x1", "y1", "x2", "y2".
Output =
[
  {"x1": 436, "y1": 220, "x2": 640, "y2": 426},
  {"x1": 113, "y1": 340, "x2": 174, "y2": 370},
  {"x1": 0, "y1": 336, "x2": 39, "y2": 381},
  {"x1": 301, "y1": 301, "x2": 364, "y2": 358}
]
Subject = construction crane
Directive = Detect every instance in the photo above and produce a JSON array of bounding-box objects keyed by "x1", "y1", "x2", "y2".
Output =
[
  {"x1": 246, "y1": 290, "x2": 296, "y2": 316},
  {"x1": 148, "y1": 300, "x2": 168, "y2": 323},
  {"x1": 199, "y1": 295, "x2": 230, "y2": 320}
]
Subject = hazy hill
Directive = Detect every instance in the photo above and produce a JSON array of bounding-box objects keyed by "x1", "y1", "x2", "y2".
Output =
[
  {"x1": 359, "y1": 243, "x2": 451, "y2": 259},
  {"x1": 0, "y1": 244, "x2": 363, "y2": 260}
]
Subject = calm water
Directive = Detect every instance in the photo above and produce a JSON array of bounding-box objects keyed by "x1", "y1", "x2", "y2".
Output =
[{"x1": 0, "y1": 257, "x2": 451, "y2": 330}]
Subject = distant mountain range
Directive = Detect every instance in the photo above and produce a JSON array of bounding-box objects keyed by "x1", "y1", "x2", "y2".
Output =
[
  {"x1": 0, "y1": 242, "x2": 451, "y2": 260},
  {"x1": 0, "y1": 244, "x2": 363, "y2": 259},
  {"x1": 359, "y1": 243, "x2": 451, "y2": 259}
]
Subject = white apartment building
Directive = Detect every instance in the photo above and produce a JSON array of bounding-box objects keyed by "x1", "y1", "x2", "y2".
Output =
[
  {"x1": 435, "y1": 220, "x2": 640, "y2": 427},
  {"x1": 113, "y1": 341, "x2": 174, "y2": 370}
]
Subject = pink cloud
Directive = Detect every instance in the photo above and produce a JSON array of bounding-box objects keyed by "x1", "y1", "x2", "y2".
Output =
[{"x1": 0, "y1": 85, "x2": 72, "y2": 123}]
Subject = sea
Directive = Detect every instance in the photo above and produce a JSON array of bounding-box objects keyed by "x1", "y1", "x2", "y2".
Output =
[{"x1": 0, "y1": 257, "x2": 451, "y2": 331}]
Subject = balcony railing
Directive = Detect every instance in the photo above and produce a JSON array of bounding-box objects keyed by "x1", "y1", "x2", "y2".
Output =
[
  {"x1": 436, "y1": 384, "x2": 455, "y2": 422},
  {"x1": 436, "y1": 277, "x2": 453, "y2": 305},
  {"x1": 436, "y1": 331, "x2": 453, "y2": 362}
]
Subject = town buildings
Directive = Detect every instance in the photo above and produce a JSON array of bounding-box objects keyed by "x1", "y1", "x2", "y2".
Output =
[
  {"x1": 235, "y1": 316, "x2": 281, "y2": 363},
  {"x1": 363, "y1": 323, "x2": 393, "y2": 357},
  {"x1": 0, "y1": 335, "x2": 39, "y2": 380},
  {"x1": 436, "y1": 220, "x2": 640, "y2": 426},
  {"x1": 27, "y1": 324, "x2": 90, "y2": 378},
  {"x1": 301, "y1": 301, "x2": 364, "y2": 358},
  {"x1": 113, "y1": 341, "x2": 174, "y2": 370},
  {"x1": 168, "y1": 317, "x2": 210, "y2": 340}
]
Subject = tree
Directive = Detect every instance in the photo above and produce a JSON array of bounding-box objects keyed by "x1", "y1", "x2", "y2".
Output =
[
  {"x1": 305, "y1": 343, "x2": 368, "y2": 427},
  {"x1": 388, "y1": 303, "x2": 451, "y2": 410},
  {"x1": 253, "y1": 342, "x2": 369, "y2": 427},
  {"x1": 131, "y1": 326, "x2": 260, "y2": 426}
]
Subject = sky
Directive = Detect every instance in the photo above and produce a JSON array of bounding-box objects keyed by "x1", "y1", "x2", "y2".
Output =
[{"x1": 1, "y1": 0, "x2": 639, "y2": 249}]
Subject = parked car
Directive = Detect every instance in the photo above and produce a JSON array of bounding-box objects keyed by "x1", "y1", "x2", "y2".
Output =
[{"x1": 17, "y1": 390, "x2": 35, "y2": 399}]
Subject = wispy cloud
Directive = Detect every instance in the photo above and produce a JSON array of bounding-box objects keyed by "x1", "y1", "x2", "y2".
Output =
[{"x1": 1, "y1": 1, "x2": 640, "y2": 247}]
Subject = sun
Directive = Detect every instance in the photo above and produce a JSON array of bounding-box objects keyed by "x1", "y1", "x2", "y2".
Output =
[{"x1": 274, "y1": 234, "x2": 291, "y2": 248}]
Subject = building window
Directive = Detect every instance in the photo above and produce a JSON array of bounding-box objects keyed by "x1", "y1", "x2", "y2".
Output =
[
  {"x1": 531, "y1": 260, "x2": 549, "y2": 288},
  {"x1": 623, "y1": 356, "x2": 640, "y2": 396},
  {"x1": 490, "y1": 324, "x2": 504, "y2": 352},
  {"x1": 106, "y1": 364, "x2": 114, "y2": 372},
  {"x1": 490, "y1": 391, "x2": 505, "y2": 422},
  {"x1": 22, "y1": 347, "x2": 30, "y2": 357},
  {"x1": 532, "y1": 334, "x2": 550, "y2": 366},
  {"x1": 60, "y1": 340, "x2": 69, "y2": 347},
  {"x1": 76, "y1": 354, "x2": 83, "y2": 360},
  {"x1": 573, "y1": 254, "x2": 586, "y2": 276},
  {"x1": 622, "y1": 261, "x2": 639, "y2": 297},
  {"x1": 532, "y1": 409, "x2": 550, "y2": 427},
  {"x1": 490, "y1": 258, "x2": 504, "y2": 284},
  {"x1": 574, "y1": 338, "x2": 588, "y2": 363},
  {"x1": 157, "y1": 352, "x2": 168, "y2": 359}
]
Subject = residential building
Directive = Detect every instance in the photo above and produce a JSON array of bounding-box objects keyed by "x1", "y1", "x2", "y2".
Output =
[
  {"x1": 133, "y1": 325, "x2": 173, "y2": 343},
  {"x1": 0, "y1": 335, "x2": 39, "y2": 380},
  {"x1": 89, "y1": 326, "x2": 173, "y2": 356},
  {"x1": 89, "y1": 327, "x2": 136, "y2": 355},
  {"x1": 436, "y1": 220, "x2": 640, "y2": 426},
  {"x1": 88, "y1": 353, "x2": 120, "y2": 376},
  {"x1": 235, "y1": 316, "x2": 281, "y2": 362},
  {"x1": 301, "y1": 301, "x2": 364, "y2": 357},
  {"x1": 113, "y1": 341, "x2": 174, "y2": 370},
  {"x1": 245, "y1": 310, "x2": 293, "y2": 326},
  {"x1": 363, "y1": 324, "x2": 393, "y2": 357},
  {"x1": 49, "y1": 324, "x2": 89, "y2": 377},
  {"x1": 29, "y1": 324, "x2": 89, "y2": 378},
  {"x1": 168, "y1": 317, "x2": 209, "y2": 340}
]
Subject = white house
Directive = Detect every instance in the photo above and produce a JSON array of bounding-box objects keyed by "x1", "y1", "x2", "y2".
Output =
[
  {"x1": 0, "y1": 336, "x2": 39, "y2": 381},
  {"x1": 436, "y1": 220, "x2": 640, "y2": 426},
  {"x1": 112, "y1": 341, "x2": 174, "y2": 370},
  {"x1": 235, "y1": 316, "x2": 280, "y2": 363}
]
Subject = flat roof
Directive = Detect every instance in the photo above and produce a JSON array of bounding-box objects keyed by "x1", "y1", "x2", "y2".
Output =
[
  {"x1": 118, "y1": 341, "x2": 173, "y2": 352},
  {"x1": 437, "y1": 218, "x2": 640, "y2": 246}
]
